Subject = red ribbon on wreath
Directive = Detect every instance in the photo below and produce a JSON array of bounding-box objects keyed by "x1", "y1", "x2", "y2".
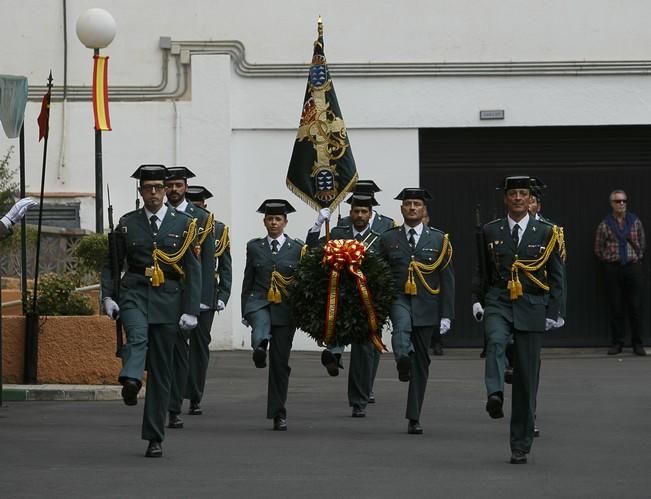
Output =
[{"x1": 322, "y1": 239, "x2": 386, "y2": 352}]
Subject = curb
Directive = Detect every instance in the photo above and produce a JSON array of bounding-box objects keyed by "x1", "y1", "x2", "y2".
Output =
[{"x1": 1, "y1": 384, "x2": 145, "y2": 402}]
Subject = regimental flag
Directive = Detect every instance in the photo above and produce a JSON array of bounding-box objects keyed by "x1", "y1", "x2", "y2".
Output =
[
  {"x1": 286, "y1": 18, "x2": 357, "y2": 211},
  {"x1": 92, "y1": 55, "x2": 111, "y2": 131},
  {"x1": 37, "y1": 78, "x2": 51, "y2": 142}
]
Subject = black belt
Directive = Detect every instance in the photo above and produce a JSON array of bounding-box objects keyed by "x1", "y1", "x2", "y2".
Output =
[{"x1": 128, "y1": 265, "x2": 181, "y2": 281}]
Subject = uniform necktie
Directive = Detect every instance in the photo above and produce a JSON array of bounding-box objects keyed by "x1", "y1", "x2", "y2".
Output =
[
  {"x1": 511, "y1": 224, "x2": 520, "y2": 247},
  {"x1": 408, "y1": 228, "x2": 417, "y2": 250},
  {"x1": 150, "y1": 215, "x2": 158, "y2": 233},
  {"x1": 271, "y1": 240, "x2": 279, "y2": 254},
  {"x1": 355, "y1": 231, "x2": 364, "y2": 242}
]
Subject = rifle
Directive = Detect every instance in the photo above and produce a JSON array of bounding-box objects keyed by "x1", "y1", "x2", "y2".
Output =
[{"x1": 107, "y1": 185, "x2": 124, "y2": 357}]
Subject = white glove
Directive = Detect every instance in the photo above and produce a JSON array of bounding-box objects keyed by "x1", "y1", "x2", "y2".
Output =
[
  {"x1": 1, "y1": 197, "x2": 37, "y2": 228},
  {"x1": 215, "y1": 300, "x2": 225, "y2": 311},
  {"x1": 316, "y1": 208, "x2": 331, "y2": 226},
  {"x1": 439, "y1": 318, "x2": 451, "y2": 335},
  {"x1": 472, "y1": 302, "x2": 484, "y2": 322},
  {"x1": 179, "y1": 314, "x2": 198, "y2": 331},
  {"x1": 103, "y1": 297, "x2": 120, "y2": 320},
  {"x1": 545, "y1": 318, "x2": 558, "y2": 331},
  {"x1": 241, "y1": 318, "x2": 250, "y2": 328},
  {"x1": 200, "y1": 303, "x2": 210, "y2": 311},
  {"x1": 556, "y1": 316, "x2": 565, "y2": 328}
]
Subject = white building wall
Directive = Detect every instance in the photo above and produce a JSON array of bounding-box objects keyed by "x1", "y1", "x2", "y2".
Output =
[{"x1": 2, "y1": 0, "x2": 651, "y2": 349}]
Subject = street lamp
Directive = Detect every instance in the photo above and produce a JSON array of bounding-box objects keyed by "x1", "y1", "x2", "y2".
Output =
[{"x1": 76, "y1": 8, "x2": 116, "y2": 233}]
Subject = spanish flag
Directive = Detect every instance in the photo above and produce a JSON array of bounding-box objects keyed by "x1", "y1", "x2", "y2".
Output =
[{"x1": 92, "y1": 55, "x2": 111, "y2": 131}]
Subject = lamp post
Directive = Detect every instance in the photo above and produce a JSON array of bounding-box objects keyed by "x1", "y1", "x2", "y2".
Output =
[{"x1": 76, "y1": 8, "x2": 116, "y2": 233}]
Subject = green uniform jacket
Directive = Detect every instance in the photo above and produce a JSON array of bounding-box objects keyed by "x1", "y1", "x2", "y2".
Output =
[
  {"x1": 472, "y1": 217, "x2": 564, "y2": 332},
  {"x1": 379, "y1": 225, "x2": 455, "y2": 326},
  {"x1": 213, "y1": 220, "x2": 232, "y2": 307},
  {"x1": 100, "y1": 208, "x2": 201, "y2": 323},
  {"x1": 338, "y1": 210, "x2": 395, "y2": 234},
  {"x1": 305, "y1": 225, "x2": 381, "y2": 253},
  {"x1": 241, "y1": 235, "x2": 304, "y2": 326},
  {"x1": 183, "y1": 203, "x2": 216, "y2": 306}
]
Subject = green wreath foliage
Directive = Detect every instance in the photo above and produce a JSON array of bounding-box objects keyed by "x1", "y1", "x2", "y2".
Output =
[{"x1": 289, "y1": 245, "x2": 396, "y2": 346}]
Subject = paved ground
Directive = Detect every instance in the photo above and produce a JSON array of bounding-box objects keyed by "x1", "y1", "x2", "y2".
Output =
[{"x1": 1, "y1": 349, "x2": 650, "y2": 499}]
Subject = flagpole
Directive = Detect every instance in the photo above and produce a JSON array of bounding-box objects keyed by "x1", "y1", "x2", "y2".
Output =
[{"x1": 19, "y1": 123, "x2": 27, "y2": 315}]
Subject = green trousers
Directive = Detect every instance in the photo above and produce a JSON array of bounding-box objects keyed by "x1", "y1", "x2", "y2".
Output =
[
  {"x1": 247, "y1": 308, "x2": 295, "y2": 419},
  {"x1": 185, "y1": 310, "x2": 216, "y2": 404},
  {"x1": 485, "y1": 313, "x2": 542, "y2": 453},
  {"x1": 120, "y1": 308, "x2": 177, "y2": 442}
]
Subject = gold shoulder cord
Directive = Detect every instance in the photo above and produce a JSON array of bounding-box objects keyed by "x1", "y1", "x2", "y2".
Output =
[
  {"x1": 508, "y1": 225, "x2": 561, "y2": 300},
  {"x1": 404, "y1": 234, "x2": 453, "y2": 295},
  {"x1": 150, "y1": 218, "x2": 198, "y2": 287},
  {"x1": 214, "y1": 224, "x2": 230, "y2": 258},
  {"x1": 268, "y1": 240, "x2": 305, "y2": 304},
  {"x1": 194, "y1": 213, "x2": 215, "y2": 256}
]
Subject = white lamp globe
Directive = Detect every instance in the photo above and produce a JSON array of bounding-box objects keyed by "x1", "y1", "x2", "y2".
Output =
[{"x1": 76, "y1": 8, "x2": 117, "y2": 49}]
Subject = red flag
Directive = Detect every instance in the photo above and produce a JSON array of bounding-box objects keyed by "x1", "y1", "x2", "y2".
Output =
[{"x1": 37, "y1": 91, "x2": 50, "y2": 142}]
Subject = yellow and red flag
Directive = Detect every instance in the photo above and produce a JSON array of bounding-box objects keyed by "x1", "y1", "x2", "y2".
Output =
[
  {"x1": 37, "y1": 89, "x2": 51, "y2": 142},
  {"x1": 92, "y1": 55, "x2": 111, "y2": 131}
]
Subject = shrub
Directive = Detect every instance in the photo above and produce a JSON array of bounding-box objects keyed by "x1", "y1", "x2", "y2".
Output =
[
  {"x1": 29, "y1": 272, "x2": 94, "y2": 316},
  {"x1": 74, "y1": 233, "x2": 108, "y2": 276}
]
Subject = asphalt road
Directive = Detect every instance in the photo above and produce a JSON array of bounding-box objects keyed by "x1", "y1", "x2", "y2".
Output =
[{"x1": 1, "y1": 349, "x2": 650, "y2": 498}]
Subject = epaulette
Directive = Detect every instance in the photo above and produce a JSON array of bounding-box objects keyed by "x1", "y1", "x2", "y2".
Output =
[
  {"x1": 385, "y1": 225, "x2": 402, "y2": 232},
  {"x1": 175, "y1": 210, "x2": 194, "y2": 220},
  {"x1": 426, "y1": 226, "x2": 445, "y2": 235},
  {"x1": 536, "y1": 217, "x2": 554, "y2": 227},
  {"x1": 291, "y1": 237, "x2": 305, "y2": 246},
  {"x1": 118, "y1": 209, "x2": 141, "y2": 224},
  {"x1": 484, "y1": 218, "x2": 502, "y2": 226},
  {"x1": 248, "y1": 236, "x2": 265, "y2": 244}
]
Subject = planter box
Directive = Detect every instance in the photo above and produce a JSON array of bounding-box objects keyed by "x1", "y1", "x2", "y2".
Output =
[{"x1": 2, "y1": 315, "x2": 120, "y2": 384}]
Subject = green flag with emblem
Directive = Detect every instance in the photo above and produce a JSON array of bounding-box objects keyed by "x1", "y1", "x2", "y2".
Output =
[{"x1": 286, "y1": 18, "x2": 358, "y2": 211}]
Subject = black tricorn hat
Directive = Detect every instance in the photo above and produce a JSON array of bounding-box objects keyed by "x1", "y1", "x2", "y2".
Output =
[
  {"x1": 498, "y1": 176, "x2": 531, "y2": 191},
  {"x1": 345, "y1": 194, "x2": 375, "y2": 208},
  {"x1": 354, "y1": 179, "x2": 381, "y2": 194},
  {"x1": 256, "y1": 199, "x2": 296, "y2": 215},
  {"x1": 131, "y1": 164, "x2": 169, "y2": 181},
  {"x1": 394, "y1": 188, "x2": 432, "y2": 201},
  {"x1": 186, "y1": 185, "x2": 213, "y2": 202},
  {"x1": 165, "y1": 166, "x2": 196, "y2": 181}
]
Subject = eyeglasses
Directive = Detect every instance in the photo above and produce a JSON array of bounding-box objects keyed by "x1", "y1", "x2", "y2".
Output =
[
  {"x1": 140, "y1": 184, "x2": 166, "y2": 193},
  {"x1": 611, "y1": 199, "x2": 627, "y2": 204}
]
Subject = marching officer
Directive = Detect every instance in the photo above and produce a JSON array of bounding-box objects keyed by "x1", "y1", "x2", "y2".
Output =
[
  {"x1": 184, "y1": 185, "x2": 232, "y2": 416},
  {"x1": 101, "y1": 164, "x2": 201, "y2": 458},
  {"x1": 306, "y1": 194, "x2": 382, "y2": 418},
  {"x1": 337, "y1": 179, "x2": 395, "y2": 404},
  {"x1": 379, "y1": 188, "x2": 455, "y2": 435},
  {"x1": 472, "y1": 176, "x2": 565, "y2": 464},
  {"x1": 241, "y1": 199, "x2": 304, "y2": 431},
  {"x1": 164, "y1": 168, "x2": 218, "y2": 428}
]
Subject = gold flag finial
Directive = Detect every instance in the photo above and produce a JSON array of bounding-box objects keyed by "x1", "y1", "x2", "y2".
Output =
[{"x1": 317, "y1": 16, "x2": 323, "y2": 36}]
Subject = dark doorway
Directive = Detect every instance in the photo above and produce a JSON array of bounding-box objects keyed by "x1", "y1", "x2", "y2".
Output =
[{"x1": 419, "y1": 125, "x2": 651, "y2": 347}]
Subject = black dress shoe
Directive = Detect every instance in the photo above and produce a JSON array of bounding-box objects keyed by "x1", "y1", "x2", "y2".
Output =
[
  {"x1": 504, "y1": 366, "x2": 513, "y2": 384},
  {"x1": 432, "y1": 343, "x2": 443, "y2": 356},
  {"x1": 486, "y1": 394, "x2": 504, "y2": 419},
  {"x1": 168, "y1": 412, "x2": 184, "y2": 429},
  {"x1": 633, "y1": 344, "x2": 647, "y2": 356},
  {"x1": 321, "y1": 350, "x2": 340, "y2": 377},
  {"x1": 121, "y1": 378, "x2": 141, "y2": 406},
  {"x1": 368, "y1": 392, "x2": 376, "y2": 404},
  {"x1": 145, "y1": 440, "x2": 163, "y2": 458},
  {"x1": 273, "y1": 416, "x2": 287, "y2": 431},
  {"x1": 352, "y1": 407, "x2": 366, "y2": 418},
  {"x1": 188, "y1": 401, "x2": 202, "y2": 415},
  {"x1": 407, "y1": 419, "x2": 423, "y2": 435},
  {"x1": 533, "y1": 426, "x2": 540, "y2": 438},
  {"x1": 253, "y1": 347, "x2": 267, "y2": 368},
  {"x1": 396, "y1": 356, "x2": 411, "y2": 382},
  {"x1": 479, "y1": 348, "x2": 487, "y2": 359},
  {"x1": 510, "y1": 450, "x2": 527, "y2": 464},
  {"x1": 608, "y1": 344, "x2": 622, "y2": 355}
]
